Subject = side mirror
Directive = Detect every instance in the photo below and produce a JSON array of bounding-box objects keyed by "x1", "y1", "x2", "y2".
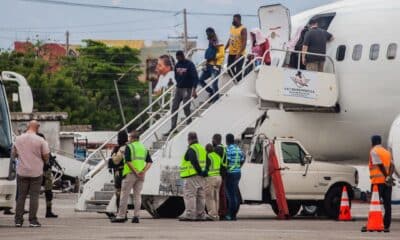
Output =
[{"x1": 303, "y1": 155, "x2": 313, "y2": 165}]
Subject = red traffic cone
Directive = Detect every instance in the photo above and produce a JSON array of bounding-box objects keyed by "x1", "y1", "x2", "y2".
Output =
[
  {"x1": 361, "y1": 185, "x2": 384, "y2": 232},
  {"x1": 338, "y1": 186, "x2": 352, "y2": 221}
]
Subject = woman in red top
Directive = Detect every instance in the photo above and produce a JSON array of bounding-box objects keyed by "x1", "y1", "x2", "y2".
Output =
[{"x1": 249, "y1": 28, "x2": 271, "y2": 66}]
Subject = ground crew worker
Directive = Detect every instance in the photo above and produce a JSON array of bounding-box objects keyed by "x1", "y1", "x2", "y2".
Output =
[
  {"x1": 179, "y1": 132, "x2": 208, "y2": 221},
  {"x1": 365, "y1": 135, "x2": 394, "y2": 232},
  {"x1": 204, "y1": 144, "x2": 223, "y2": 220},
  {"x1": 212, "y1": 134, "x2": 228, "y2": 220},
  {"x1": 37, "y1": 133, "x2": 58, "y2": 218},
  {"x1": 111, "y1": 131, "x2": 152, "y2": 223},
  {"x1": 225, "y1": 133, "x2": 244, "y2": 221}
]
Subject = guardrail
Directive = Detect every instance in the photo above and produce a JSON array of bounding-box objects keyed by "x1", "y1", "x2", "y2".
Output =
[
  {"x1": 139, "y1": 55, "x2": 247, "y2": 147},
  {"x1": 164, "y1": 56, "x2": 261, "y2": 158}
]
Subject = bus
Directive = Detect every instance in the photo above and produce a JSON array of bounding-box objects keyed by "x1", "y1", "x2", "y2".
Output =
[{"x1": 0, "y1": 71, "x2": 33, "y2": 212}]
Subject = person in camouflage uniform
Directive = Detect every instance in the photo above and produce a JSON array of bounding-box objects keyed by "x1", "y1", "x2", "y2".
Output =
[{"x1": 37, "y1": 133, "x2": 58, "y2": 218}]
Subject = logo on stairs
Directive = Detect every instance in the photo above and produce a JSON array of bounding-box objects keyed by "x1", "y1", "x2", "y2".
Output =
[{"x1": 284, "y1": 69, "x2": 317, "y2": 99}]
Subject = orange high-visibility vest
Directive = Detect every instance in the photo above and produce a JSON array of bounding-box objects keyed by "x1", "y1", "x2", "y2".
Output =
[{"x1": 369, "y1": 145, "x2": 391, "y2": 184}]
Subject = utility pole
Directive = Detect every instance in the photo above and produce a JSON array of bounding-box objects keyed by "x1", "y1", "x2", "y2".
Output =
[
  {"x1": 168, "y1": 9, "x2": 197, "y2": 54},
  {"x1": 183, "y1": 8, "x2": 188, "y2": 53},
  {"x1": 65, "y1": 30, "x2": 70, "y2": 56}
]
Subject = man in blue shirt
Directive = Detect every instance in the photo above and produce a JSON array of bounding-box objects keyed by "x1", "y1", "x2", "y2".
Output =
[{"x1": 225, "y1": 133, "x2": 244, "y2": 220}]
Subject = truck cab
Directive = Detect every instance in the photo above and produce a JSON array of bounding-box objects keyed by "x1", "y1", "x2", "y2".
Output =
[{"x1": 241, "y1": 136, "x2": 358, "y2": 219}]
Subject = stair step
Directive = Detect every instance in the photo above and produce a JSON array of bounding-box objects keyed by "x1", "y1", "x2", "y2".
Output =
[
  {"x1": 94, "y1": 191, "x2": 115, "y2": 201},
  {"x1": 149, "y1": 149, "x2": 158, "y2": 155},
  {"x1": 86, "y1": 199, "x2": 110, "y2": 205},
  {"x1": 103, "y1": 183, "x2": 115, "y2": 191},
  {"x1": 86, "y1": 204, "x2": 107, "y2": 212},
  {"x1": 152, "y1": 140, "x2": 166, "y2": 149}
]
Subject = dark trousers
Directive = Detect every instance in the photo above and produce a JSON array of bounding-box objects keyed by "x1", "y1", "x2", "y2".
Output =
[
  {"x1": 198, "y1": 64, "x2": 221, "y2": 101},
  {"x1": 15, "y1": 175, "x2": 43, "y2": 223},
  {"x1": 226, "y1": 172, "x2": 241, "y2": 218},
  {"x1": 171, "y1": 88, "x2": 192, "y2": 130},
  {"x1": 218, "y1": 177, "x2": 228, "y2": 217},
  {"x1": 375, "y1": 184, "x2": 392, "y2": 228},
  {"x1": 227, "y1": 55, "x2": 245, "y2": 82}
]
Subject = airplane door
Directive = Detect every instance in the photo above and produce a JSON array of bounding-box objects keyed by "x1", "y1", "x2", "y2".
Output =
[{"x1": 258, "y1": 4, "x2": 291, "y2": 66}]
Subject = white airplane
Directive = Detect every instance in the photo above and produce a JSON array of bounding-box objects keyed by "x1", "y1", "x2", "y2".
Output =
[{"x1": 259, "y1": 0, "x2": 400, "y2": 199}]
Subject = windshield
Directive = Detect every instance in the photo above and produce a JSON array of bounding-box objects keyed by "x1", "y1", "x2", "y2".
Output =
[{"x1": 0, "y1": 84, "x2": 12, "y2": 157}]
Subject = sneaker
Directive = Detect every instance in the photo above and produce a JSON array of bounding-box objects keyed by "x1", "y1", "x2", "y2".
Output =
[
  {"x1": 29, "y1": 221, "x2": 41, "y2": 227},
  {"x1": 163, "y1": 129, "x2": 173, "y2": 137},
  {"x1": 131, "y1": 217, "x2": 139, "y2": 223},
  {"x1": 110, "y1": 217, "x2": 127, "y2": 223},
  {"x1": 45, "y1": 212, "x2": 58, "y2": 218},
  {"x1": 15, "y1": 222, "x2": 23, "y2": 228}
]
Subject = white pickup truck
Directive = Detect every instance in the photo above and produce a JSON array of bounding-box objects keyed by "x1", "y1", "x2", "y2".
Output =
[{"x1": 242, "y1": 136, "x2": 358, "y2": 219}]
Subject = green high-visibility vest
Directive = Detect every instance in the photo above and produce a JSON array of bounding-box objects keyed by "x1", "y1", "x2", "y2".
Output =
[
  {"x1": 122, "y1": 141, "x2": 147, "y2": 176},
  {"x1": 207, "y1": 152, "x2": 222, "y2": 177},
  {"x1": 218, "y1": 144, "x2": 227, "y2": 168},
  {"x1": 180, "y1": 143, "x2": 206, "y2": 178}
]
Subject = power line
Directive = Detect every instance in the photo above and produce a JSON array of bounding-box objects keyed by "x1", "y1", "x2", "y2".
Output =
[{"x1": 20, "y1": 0, "x2": 257, "y2": 17}]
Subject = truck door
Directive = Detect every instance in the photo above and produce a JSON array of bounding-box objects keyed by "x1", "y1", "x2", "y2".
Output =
[{"x1": 277, "y1": 141, "x2": 319, "y2": 199}]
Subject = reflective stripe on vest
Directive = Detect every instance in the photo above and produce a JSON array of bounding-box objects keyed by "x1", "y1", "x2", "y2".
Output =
[
  {"x1": 229, "y1": 25, "x2": 245, "y2": 55},
  {"x1": 208, "y1": 152, "x2": 222, "y2": 177},
  {"x1": 218, "y1": 144, "x2": 227, "y2": 168},
  {"x1": 228, "y1": 146, "x2": 241, "y2": 173},
  {"x1": 369, "y1": 146, "x2": 391, "y2": 184},
  {"x1": 122, "y1": 141, "x2": 147, "y2": 176},
  {"x1": 180, "y1": 143, "x2": 207, "y2": 178}
]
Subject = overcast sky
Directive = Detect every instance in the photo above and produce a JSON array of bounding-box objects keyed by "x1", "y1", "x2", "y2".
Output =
[{"x1": 0, "y1": 0, "x2": 335, "y2": 50}]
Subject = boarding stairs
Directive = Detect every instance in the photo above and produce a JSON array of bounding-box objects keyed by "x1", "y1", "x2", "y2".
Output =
[{"x1": 75, "y1": 48, "x2": 339, "y2": 214}]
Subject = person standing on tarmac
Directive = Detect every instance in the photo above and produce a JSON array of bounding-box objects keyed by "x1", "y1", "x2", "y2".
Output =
[
  {"x1": 362, "y1": 135, "x2": 395, "y2": 232},
  {"x1": 111, "y1": 131, "x2": 152, "y2": 224},
  {"x1": 204, "y1": 144, "x2": 223, "y2": 221},
  {"x1": 179, "y1": 132, "x2": 208, "y2": 221},
  {"x1": 225, "y1": 133, "x2": 244, "y2": 221},
  {"x1": 36, "y1": 133, "x2": 58, "y2": 218},
  {"x1": 107, "y1": 131, "x2": 128, "y2": 219},
  {"x1": 212, "y1": 134, "x2": 228, "y2": 220}
]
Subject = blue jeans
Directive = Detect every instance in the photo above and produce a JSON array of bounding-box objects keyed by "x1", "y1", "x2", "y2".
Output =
[
  {"x1": 198, "y1": 64, "x2": 220, "y2": 101},
  {"x1": 225, "y1": 172, "x2": 241, "y2": 218}
]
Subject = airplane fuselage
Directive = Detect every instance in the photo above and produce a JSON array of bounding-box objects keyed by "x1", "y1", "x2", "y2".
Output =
[{"x1": 261, "y1": 0, "x2": 400, "y2": 164}]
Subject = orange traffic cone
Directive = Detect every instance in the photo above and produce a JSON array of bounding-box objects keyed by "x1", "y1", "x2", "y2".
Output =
[
  {"x1": 361, "y1": 185, "x2": 384, "y2": 232},
  {"x1": 338, "y1": 186, "x2": 352, "y2": 221}
]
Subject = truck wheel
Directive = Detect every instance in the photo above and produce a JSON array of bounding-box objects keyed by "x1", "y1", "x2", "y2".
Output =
[
  {"x1": 153, "y1": 197, "x2": 185, "y2": 218},
  {"x1": 324, "y1": 186, "x2": 345, "y2": 219},
  {"x1": 271, "y1": 200, "x2": 301, "y2": 217}
]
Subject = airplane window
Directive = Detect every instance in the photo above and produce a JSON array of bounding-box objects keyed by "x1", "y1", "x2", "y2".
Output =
[
  {"x1": 370, "y1": 44, "x2": 380, "y2": 60},
  {"x1": 336, "y1": 45, "x2": 346, "y2": 61},
  {"x1": 387, "y1": 43, "x2": 397, "y2": 60},
  {"x1": 352, "y1": 44, "x2": 363, "y2": 61}
]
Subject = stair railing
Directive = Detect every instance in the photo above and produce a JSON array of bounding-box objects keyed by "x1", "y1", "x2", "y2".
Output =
[
  {"x1": 139, "y1": 55, "x2": 247, "y2": 147},
  {"x1": 164, "y1": 56, "x2": 262, "y2": 158},
  {"x1": 79, "y1": 85, "x2": 175, "y2": 181}
]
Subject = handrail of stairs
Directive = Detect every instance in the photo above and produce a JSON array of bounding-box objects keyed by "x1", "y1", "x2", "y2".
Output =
[
  {"x1": 79, "y1": 85, "x2": 176, "y2": 181},
  {"x1": 164, "y1": 56, "x2": 263, "y2": 158},
  {"x1": 266, "y1": 48, "x2": 336, "y2": 73},
  {"x1": 139, "y1": 55, "x2": 247, "y2": 147}
]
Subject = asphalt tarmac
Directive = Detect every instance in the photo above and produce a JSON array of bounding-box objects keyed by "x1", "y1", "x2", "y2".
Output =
[{"x1": 1, "y1": 193, "x2": 399, "y2": 240}]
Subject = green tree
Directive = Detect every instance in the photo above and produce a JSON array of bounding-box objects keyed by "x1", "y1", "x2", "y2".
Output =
[{"x1": 0, "y1": 40, "x2": 146, "y2": 130}]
